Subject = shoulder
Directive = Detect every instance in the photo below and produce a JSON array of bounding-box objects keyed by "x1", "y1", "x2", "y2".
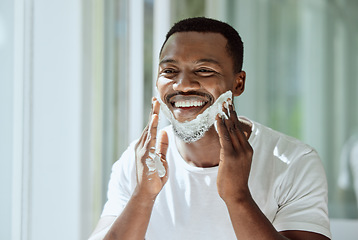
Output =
[
  {"x1": 110, "y1": 140, "x2": 137, "y2": 180},
  {"x1": 249, "y1": 119, "x2": 318, "y2": 163},
  {"x1": 247, "y1": 118, "x2": 325, "y2": 190},
  {"x1": 247, "y1": 121, "x2": 330, "y2": 238}
]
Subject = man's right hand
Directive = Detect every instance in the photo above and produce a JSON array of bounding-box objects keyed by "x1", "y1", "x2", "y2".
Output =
[
  {"x1": 90, "y1": 98, "x2": 169, "y2": 240},
  {"x1": 134, "y1": 98, "x2": 169, "y2": 200}
]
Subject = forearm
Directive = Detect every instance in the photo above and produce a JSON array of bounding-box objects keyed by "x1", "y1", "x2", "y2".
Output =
[
  {"x1": 225, "y1": 195, "x2": 289, "y2": 240},
  {"x1": 89, "y1": 225, "x2": 111, "y2": 240},
  {"x1": 104, "y1": 191, "x2": 155, "y2": 240}
]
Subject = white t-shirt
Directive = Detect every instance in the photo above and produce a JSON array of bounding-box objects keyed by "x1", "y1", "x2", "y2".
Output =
[{"x1": 101, "y1": 118, "x2": 331, "y2": 239}]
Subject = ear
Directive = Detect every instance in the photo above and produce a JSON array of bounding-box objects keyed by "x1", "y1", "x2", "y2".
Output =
[{"x1": 232, "y1": 71, "x2": 246, "y2": 97}]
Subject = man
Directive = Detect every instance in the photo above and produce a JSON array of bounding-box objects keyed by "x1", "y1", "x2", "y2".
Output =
[{"x1": 89, "y1": 17, "x2": 331, "y2": 240}]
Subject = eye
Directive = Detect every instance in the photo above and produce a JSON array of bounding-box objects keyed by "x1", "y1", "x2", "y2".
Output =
[
  {"x1": 196, "y1": 68, "x2": 216, "y2": 76},
  {"x1": 197, "y1": 69, "x2": 212, "y2": 72},
  {"x1": 159, "y1": 68, "x2": 179, "y2": 78},
  {"x1": 163, "y1": 69, "x2": 176, "y2": 74},
  {"x1": 160, "y1": 68, "x2": 179, "y2": 75}
]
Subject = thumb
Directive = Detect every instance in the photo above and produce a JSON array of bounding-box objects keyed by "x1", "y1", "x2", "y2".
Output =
[
  {"x1": 158, "y1": 130, "x2": 169, "y2": 157},
  {"x1": 158, "y1": 130, "x2": 169, "y2": 176}
]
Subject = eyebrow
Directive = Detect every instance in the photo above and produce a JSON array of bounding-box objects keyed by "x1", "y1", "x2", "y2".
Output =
[
  {"x1": 195, "y1": 58, "x2": 222, "y2": 67},
  {"x1": 159, "y1": 59, "x2": 177, "y2": 65},
  {"x1": 159, "y1": 58, "x2": 222, "y2": 67}
]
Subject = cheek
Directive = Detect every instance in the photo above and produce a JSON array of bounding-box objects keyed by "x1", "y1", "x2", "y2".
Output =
[
  {"x1": 202, "y1": 80, "x2": 229, "y2": 99},
  {"x1": 157, "y1": 76, "x2": 173, "y2": 88},
  {"x1": 156, "y1": 77, "x2": 173, "y2": 98}
]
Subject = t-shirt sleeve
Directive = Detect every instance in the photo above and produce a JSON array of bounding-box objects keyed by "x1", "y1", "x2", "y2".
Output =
[
  {"x1": 273, "y1": 149, "x2": 331, "y2": 239},
  {"x1": 101, "y1": 143, "x2": 137, "y2": 217}
]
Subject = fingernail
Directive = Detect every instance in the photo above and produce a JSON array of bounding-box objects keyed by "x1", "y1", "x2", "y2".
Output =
[
  {"x1": 221, "y1": 112, "x2": 229, "y2": 120},
  {"x1": 151, "y1": 114, "x2": 157, "y2": 122},
  {"x1": 224, "y1": 101, "x2": 230, "y2": 117}
]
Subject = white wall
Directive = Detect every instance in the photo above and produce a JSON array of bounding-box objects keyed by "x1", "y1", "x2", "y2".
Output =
[
  {"x1": 330, "y1": 219, "x2": 358, "y2": 240},
  {"x1": 30, "y1": 1, "x2": 82, "y2": 239},
  {"x1": 11, "y1": 0, "x2": 93, "y2": 239},
  {"x1": 0, "y1": 0, "x2": 14, "y2": 239}
]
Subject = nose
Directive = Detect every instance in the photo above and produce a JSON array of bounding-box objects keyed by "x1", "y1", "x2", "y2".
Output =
[{"x1": 172, "y1": 72, "x2": 200, "y2": 92}]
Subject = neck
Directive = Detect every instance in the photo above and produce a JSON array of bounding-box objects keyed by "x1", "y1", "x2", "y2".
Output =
[
  {"x1": 175, "y1": 127, "x2": 221, "y2": 168},
  {"x1": 175, "y1": 118, "x2": 253, "y2": 168}
]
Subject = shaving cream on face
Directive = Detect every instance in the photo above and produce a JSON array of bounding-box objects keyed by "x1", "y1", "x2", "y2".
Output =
[{"x1": 157, "y1": 90, "x2": 233, "y2": 143}]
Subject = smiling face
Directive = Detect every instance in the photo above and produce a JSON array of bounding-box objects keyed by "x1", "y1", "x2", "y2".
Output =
[{"x1": 157, "y1": 31, "x2": 245, "y2": 123}]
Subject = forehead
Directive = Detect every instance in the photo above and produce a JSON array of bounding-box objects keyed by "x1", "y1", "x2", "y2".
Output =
[{"x1": 160, "y1": 32, "x2": 230, "y2": 62}]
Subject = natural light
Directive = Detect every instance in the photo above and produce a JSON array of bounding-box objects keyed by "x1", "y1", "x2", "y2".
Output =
[{"x1": 1, "y1": 0, "x2": 357, "y2": 239}]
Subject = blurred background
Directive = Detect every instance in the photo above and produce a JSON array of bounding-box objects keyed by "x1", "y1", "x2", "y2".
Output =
[{"x1": 1, "y1": 0, "x2": 357, "y2": 239}]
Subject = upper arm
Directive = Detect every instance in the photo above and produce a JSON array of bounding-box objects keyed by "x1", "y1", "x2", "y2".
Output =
[
  {"x1": 101, "y1": 145, "x2": 137, "y2": 217},
  {"x1": 89, "y1": 145, "x2": 137, "y2": 240},
  {"x1": 280, "y1": 230, "x2": 331, "y2": 240},
  {"x1": 273, "y1": 151, "x2": 331, "y2": 238},
  {"x1": 88, "y1": 216, "x2": 116, "y2": 240}
]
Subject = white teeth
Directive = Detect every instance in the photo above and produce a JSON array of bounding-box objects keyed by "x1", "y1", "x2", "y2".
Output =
[{"x1": 174, "y1": 101, "x2": 205, "y2": 108}]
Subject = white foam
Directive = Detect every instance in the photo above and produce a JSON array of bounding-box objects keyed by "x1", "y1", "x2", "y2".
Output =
[
  {"x1": 157, "y1": 90, "x2": 233, "y2": 143},
  {"x1": 146, "y1": 152, "x2": 166, "y2": 177}
]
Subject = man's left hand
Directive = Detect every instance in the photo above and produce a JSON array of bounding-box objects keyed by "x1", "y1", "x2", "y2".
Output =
[{"x1": 216, "y1": 99, "x2": 253, "y2": 204}]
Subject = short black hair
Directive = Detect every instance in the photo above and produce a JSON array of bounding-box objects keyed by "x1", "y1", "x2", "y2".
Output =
[{"x1": 160, "y1": 17, "x2": 244, "y2": 73}]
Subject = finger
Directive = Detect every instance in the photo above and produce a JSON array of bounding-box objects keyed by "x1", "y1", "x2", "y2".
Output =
[
  {"x1": 145, "y1": 113, "x2": 159, "y2": 150},
  {"x1": 224, "y1": 99, "x2": 251, "y2": 149},
  {"x1": 140, "y1": 124, "x2": 149, "y2": 143},
  {"x1": 228, "y1": 98, "x2": 236, "y2": 112},
  {"x1": 141, "y1": 98, "x2": 158, "y2": 148},
  {"x1": 222, "y1": 101, "x2": 241, "y2": 151},
  {"x1": 159, "y1": 156, "x2": 169, "y2": 181},
  {"x1": 157, "y1": 130, "x2": 169, "y2": 159},
  {"x1": 149, "y1": 97, "x2": 160, "y2": 142},
  {"x1": 235, "y1": 121, "x2": 252, "y2": 151},
  {"x1": 148, "y1": 97, "x2": 157, "y2": 122},
  {"x1": 149, "y1": 146, "x2": 156, "y2": 154},
  {"x1": 135, "y1": 125, "x2": 149, "y2": 153},
  {"x1": 147, "y1": 130, "x2": 168, "y2": 178},
  {"x1": 216, "y1": 114, "x2": 234, "y2": 154},
  {"x1": 227, "y1": 103, "x2": 251, "y2": 149},
  {"x1": 158, "y1": 130, "x2": 169, "y2": 178},
  {"x1": 144, "y1": 99, "x2": 160, "y2": 146},
  {"x1": 160, "y1": 157, "x2": 169, "y2": 179},
  {"x1": 227, "y1": 99, "x2": 240, "y2": 133},
  {"x1": 152, "y1": 98, "x2": 160, "y2": 116}
]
